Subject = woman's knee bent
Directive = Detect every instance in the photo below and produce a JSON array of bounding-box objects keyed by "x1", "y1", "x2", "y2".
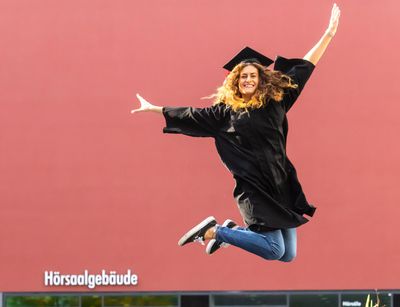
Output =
[
  {"x1": 259, "y1": 244, "x2": 285, "y2": 261},
  {"x1": 278, "y1": 249, "x2": 296, "y2": 262}
]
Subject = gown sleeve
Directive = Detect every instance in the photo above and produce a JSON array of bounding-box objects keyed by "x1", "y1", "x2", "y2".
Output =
[
  {"x1": 162, "y1": 103, "x2": 229, "y2": 137},
  {"x1": 273, "y1": 56, "x2": 316, "y2": 112}
]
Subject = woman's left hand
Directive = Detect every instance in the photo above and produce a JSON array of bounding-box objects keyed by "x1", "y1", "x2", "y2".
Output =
[{"x1": 326, "y1": 3, "x2": 341, "y2": 37}]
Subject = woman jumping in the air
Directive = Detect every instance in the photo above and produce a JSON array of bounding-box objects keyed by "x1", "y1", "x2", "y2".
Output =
[{"x1": 131, "y1": 4, "x2": 340, "y2": 261}]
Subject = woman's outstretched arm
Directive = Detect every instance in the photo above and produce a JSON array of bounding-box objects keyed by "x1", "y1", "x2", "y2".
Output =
[
  {"x1": 130, "y1": 93, "x2": 229, "y2": 137},
  {"x1": 303, "y1": 3, "x2": 341, "y2": 65},
  {"x1": 131, "y1": 94, "x2": 163, "y2": 114}
]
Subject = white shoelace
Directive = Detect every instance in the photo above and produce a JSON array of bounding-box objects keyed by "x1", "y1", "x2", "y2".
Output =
[{"x1": 193, "y1": 236, "x2": 205, "y2": 245}]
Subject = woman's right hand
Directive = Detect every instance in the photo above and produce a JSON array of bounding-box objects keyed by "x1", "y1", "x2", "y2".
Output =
[
  {"x1": 131, "y1": 94, "x2": 162, "y2": 114},
  {"x1": 131, "y1": 94, "x2": 153, "y2": 113}
]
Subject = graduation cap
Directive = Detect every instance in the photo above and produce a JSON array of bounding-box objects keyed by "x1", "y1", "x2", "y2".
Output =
[{"x1": 223, "y1": 46, "x2": 274, "y2": 71}]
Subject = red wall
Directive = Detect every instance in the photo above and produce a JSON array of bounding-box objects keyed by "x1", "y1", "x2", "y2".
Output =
[{"x1": 1, "y1": 0, "x2": 400, "y2": 292}]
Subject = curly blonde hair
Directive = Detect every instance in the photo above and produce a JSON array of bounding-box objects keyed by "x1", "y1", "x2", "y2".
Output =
[{"x1": 211, "y1": 62, "x2": 298, "y2": 112}]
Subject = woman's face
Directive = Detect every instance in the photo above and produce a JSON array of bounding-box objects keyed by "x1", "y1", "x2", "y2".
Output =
[{"x1": 238, "y1": 64, "x2": 259, "y2": 100}]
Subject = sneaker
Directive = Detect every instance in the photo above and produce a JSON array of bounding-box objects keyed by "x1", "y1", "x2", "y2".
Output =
[
  {"x1": 178, "y1": 216, "x2": 217, "y2": 246},
  {"x1": 205, "y1": 219, "x2": 237, "y2": 255}
]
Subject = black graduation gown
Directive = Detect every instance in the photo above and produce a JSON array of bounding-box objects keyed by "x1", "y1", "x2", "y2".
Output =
[{"x1": 162, "y1": 56, "x2": 317, "y2": 231}]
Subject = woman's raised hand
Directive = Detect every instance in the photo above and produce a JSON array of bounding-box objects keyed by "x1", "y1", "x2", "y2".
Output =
[
  {"x1": 131, "y1": 94, "x2": 162, "y2": 114},
  {"x1": 327, "y1": 3, "x2": 341, "y2": 37}
]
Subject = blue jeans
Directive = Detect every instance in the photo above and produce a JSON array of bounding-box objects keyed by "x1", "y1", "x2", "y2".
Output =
[{"x1": 215, "y1": 226, "x2": 297, "y2": 262}]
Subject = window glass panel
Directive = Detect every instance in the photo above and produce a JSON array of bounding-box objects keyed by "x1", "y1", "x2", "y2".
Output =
[
  {"x1": 341, "y1": 293, "x2": 391, "y2": 307},
  {"x1": 5, "y1": 296, "x2": 79, "y2": 307},
  {"x1": 104, "y1": 295, "x2": 178, "y2": 307},
  {"x1": 213, "y1": 294, "x2": 286, "y2": 306},
  {"x1": 289, "y1": 294, "x2": 338, "y2": 307}
]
